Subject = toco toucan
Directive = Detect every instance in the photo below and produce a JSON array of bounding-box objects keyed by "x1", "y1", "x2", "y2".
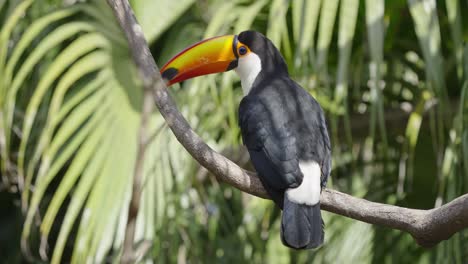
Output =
[{"x1": 160, "y1": 31, "x2": 331, "y2": 249}]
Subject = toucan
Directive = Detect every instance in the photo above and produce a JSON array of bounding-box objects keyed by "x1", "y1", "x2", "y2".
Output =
[{"x1": 160, "y1": 31, "x2": 331, "y2": 249}]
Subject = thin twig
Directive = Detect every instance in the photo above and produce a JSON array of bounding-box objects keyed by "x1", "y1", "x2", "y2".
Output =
[
  {"x1": 121, "y1": 90, "x2": 153, "y2": 263},
  {"x1": 107, "y1": 0, "x2": 468, "y2": 251}
]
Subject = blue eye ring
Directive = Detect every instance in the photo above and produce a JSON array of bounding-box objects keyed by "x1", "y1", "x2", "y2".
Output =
[{"x1": 239, "y1": 46, "x2": 247, "y2": 55}]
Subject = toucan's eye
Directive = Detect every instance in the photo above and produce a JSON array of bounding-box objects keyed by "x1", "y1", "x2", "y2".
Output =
[{"x1": 239, "y1": 46, "x2": 247, "y2": 56}]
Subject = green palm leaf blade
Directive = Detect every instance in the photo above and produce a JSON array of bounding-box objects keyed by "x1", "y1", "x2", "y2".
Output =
[
  {"x1": 71, "y1": 102, "x2": 139, "y2": 263},
  {"x1": 23, "y1": 49, "x2": 107, "y2": 182},
  {"x1": 41, "y1": 83, "x2": 107, "y2": 234},
  {"x1": 21, "y1": 49, "x2": 108, "y2": 199},
  {"x1": 407, "y1": 0, "x2": 448, "y2": 115},
  {"x1": 50, "y1": 118, "x2": 113, "y2": 264},
  {"x1": 305, "y1": 215, "x2": 372, "y2": 263},
  {"x1": 79, "y1": 4, "x2": 127, "y2": 48},
  {"x1": 54, "y1": 71, "x2": 109, "y2": 124},
  {"x1": 267, "y1": 0, "x2": 290, "y2": 49},
  {"x1": 154, "y1": 132, "x2": 169, "y2": 232},
  {"x1": 36, "y1": 52, "x2": 109, "y2": 235},
  {"x1": 130, "y1": 0, "x2": 195, "y2": 44},
  {"x1": 406, "y1": 92, "x2": 432, "y2": 149},
  {"x1": 60, "y1": 48, "x2": 157, "y2": 263},
  {"x1": 21, "y1": 89, "x2": 109, "y2": 246},
  {"x1": 40, "y1": 109, "x2": 109, "y2": 253},
  {"x1": 19, "y1": 39, "x2": 108, "y2": 208},
  {"x1": 84, "y1": 121, "x2": 134, "y2": 263},
  {"x1": 403, "y1": 91, "x2": 432, "y2": 192},
  {"x1": 87, "y1": 85, "x2": 142, "y2": 263},
  {"x1": 204, "y1": 1, "x2": 238, "y2": 37},
  {"x1": 4, "y1": 7, "x2": 81, "y2": 90},
  {"x1": 5, "y1": 21, "x2": 95, "y2": 155},
  {"x1": 291, "y1": 0, "x2": 303, "y2": 45},
  {"x1": 292, "y1": 0, "x2": 321, "y2": 67},
  {"x1": 332, "y1": 0, "x2": 359, "y2": 151},
  {"x1": 408, "y1": 0, "x2": 451, "y2": 204},
  {"x1": 335, "y1": 0, "x2": 359, "y2": 104},
  {"x1": 71, "y1": 123, "x2": 120, "y2": 264},
  {"x1": 365, "y1": 0, "x2": 388, "y2": 152},
  {"x1": 45, "y1": 86, "x2": 109, "y2": 162},
  {"x1": 1, "y1": 8, "x2": 82, "y2": 177},
  {"x1": 0, "y1": 0, "x2": 33, "y2": 179},
  {"x1": 300, "y1": 0, "x2": 321, "y2": 55},
  {"x1": 0, "y1": 0, "x2": 33, "y2": 81},
  {"x1": 234, "y1": 0, "x2": 268, "y2": 34},
  {"x1": 111, "y1": 139, "x2": 159, "y2": 262},
  {"x1": 316, "y1": 0, "x2": 339, "y2": 72},
  {"x1": 141, "y1": 154, "x2": 157, "y2": 240},
  {"x1": 445, "y1": 0, "x2": 463, "y2": 80},
  {"x1": 365, "y1": 0, "x2": 384, "y2": 62}
]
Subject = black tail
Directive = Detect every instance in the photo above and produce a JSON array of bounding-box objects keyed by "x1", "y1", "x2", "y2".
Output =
[{"x1": 280, "y1": 196, "x2": 324, "y2": 249}]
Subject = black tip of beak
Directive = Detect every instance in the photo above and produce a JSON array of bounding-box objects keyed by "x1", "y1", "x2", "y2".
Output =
[
  {"x1": 161, "y1": 67, "x2": 178, "y2": 81},
  {"x1": 226, "y1": 60, "x2": 238, "y2": 71}
]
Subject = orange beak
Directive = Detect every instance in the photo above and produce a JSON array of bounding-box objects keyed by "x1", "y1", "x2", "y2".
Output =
[{"x1": 160, "y1": 35, "x2": 239, "y2": 86}]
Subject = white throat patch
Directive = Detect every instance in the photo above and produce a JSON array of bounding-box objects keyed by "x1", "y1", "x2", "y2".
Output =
[
  {"x1": 234, "y1": 53, "x2": 262, "y2": 95},
  {"x1": 286, "y1": 161, "x2": 321, "y2": 205}
]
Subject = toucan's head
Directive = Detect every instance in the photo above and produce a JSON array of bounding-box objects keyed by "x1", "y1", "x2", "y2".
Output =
[{"x1": 160, "y1": 31, "x2": 288, "y2": 94}]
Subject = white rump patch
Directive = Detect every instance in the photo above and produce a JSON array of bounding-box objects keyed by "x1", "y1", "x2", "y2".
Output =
[
  {"x1": 286, "y1": 161, "x2": 321, "y2": 205},
  {"x1": 234, "y1": 53, "x2": 261, "y2": 95}
]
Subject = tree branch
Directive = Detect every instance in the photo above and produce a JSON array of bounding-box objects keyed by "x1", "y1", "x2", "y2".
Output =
[
  {"x1": 107, "y1": 0, "x2": 468, "y2": 250},
  {"x1": 106, "y1": 1, "x2": 154, "y2": 262}
]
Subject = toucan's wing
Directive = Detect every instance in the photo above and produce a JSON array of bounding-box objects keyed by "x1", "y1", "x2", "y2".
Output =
[
  {"x1": 312, "y1": 97, "x2": 331, "y2": 188},
  {"x1": 239, "y1": 96, "x2": 303, "y2": 206}
]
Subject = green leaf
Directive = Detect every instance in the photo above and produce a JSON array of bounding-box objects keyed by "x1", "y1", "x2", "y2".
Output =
[
  {"x1": 19, "y1": 39, "x2": 108, "y2": 209},
  {"x1": 0, "y1": 0, "x2": 33, "y2": 87},
  {"x1": 406, "y1": 91, "x2": 431, "y2": 148},
  {"x1": 22, "y1": 91, "x2": 109, "y2": 245},
  {"x1": 365, "y1": 0, "x2": 387, "y2": 151},
  {"x1": 40, "y1": 110, "x2": 108, "y2": 250},
  {"x1": 204, "y1": 1, "x2": 238, "y2": 37},
  {"x1": 23, "y1": 47, "x2": 108, "y2": 177},
  {"x1": 335, "y1": 0, "x2": 359, "y2": 104},
  {"x1": 71, "y1": 124, "x2": 119, "y2": 263},
  {"x1": 0, "y1": 0, "x2": 5, "y2": 12},
  {"x1": 332, "y1": 0, "x2": 359, "y2": 153},
  {"x1": 234, "y1": 0, "x2": 268, "y2": 33},
  {"x1": 408, "y1": 0, "x2": 447, "y2": 110},
  {"x1": 25, "y1": 51, "x2": 108, "y2": 197},
  {"x1": 5, "y1": 22, "x2": 95, "y2": 155},
  {"x1": 131, "y1": 0, "x2": 195, "y2": 43},
  {"x1": 4, "y1": 6, "x2": 81, "y2": 93},
  {"x1": 54, "y1": 70, "x2": 109, "y2": 124},
  {"x1": 267, "y1": 0, "x2": 290, "y2": 49},
  {"x1": 316, "y1": 0, "x2": 339, "y2": 71},
  {"x1": 50, "y1": 119, "x2": 113, "y2": 263},
  {"x1": 0, "y1": 0, "x2": 34, "y2": 179},
  {"x1": 292, "y1": 0, "x2": 321, "y2": 58},
  {"x1": 445, "y1": 0, "x2": 463, "y2": 80},
  {"x1": 72, "y1": 108, "x2": 137, "y2": 263}
]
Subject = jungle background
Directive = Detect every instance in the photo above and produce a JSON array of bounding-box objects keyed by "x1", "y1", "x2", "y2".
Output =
[{"x1": 0, "y1": 0, "x2": 467, "y2": 263}]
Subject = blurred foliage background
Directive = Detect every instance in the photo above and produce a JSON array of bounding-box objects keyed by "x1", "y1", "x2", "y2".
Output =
[{"x1": 0, "y1": 0, "x2": 467, "y2": 263}]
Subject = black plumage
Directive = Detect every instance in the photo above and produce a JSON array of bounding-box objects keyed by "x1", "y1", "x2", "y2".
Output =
[{"x1": 237, "y1": 31, "x2": 331, "y2": 249}]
